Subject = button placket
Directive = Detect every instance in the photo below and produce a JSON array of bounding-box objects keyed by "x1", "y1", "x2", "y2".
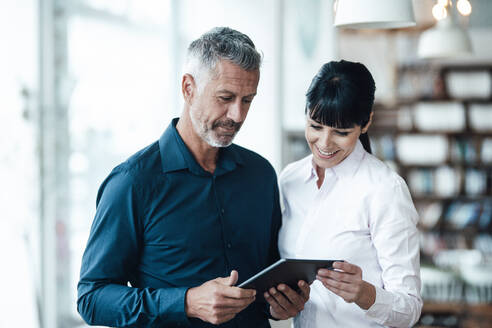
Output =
[
  {"x1": 295, "y1": 171, "x2": 337, "y2": 255},
  {"x1": 212, "y1": 175, "x2": 231, "y2": 270}
]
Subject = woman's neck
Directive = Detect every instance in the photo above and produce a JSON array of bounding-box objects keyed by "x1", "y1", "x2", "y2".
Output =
[{"x1": 315, "y1": 165, "x2": 325, "y2": 189}]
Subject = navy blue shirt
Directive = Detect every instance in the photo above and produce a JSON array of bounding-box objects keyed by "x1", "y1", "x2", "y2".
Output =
[{"x1": 77, "y1": 118, "x2": 281, "y2": 327}]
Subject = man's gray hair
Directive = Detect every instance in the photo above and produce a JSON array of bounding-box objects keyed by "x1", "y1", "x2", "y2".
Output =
[{"x1": 185, "y1": 27, "x2": 262, "y2": 89}]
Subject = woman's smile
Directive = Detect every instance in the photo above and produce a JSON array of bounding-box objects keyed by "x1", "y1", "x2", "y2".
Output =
[{"x1": 315, "y1": 145, "x2": 340, "y2": 159}]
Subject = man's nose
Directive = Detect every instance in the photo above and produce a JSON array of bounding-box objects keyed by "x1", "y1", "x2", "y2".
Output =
[{"x1": 227, "y1": 100, "x2": 246, "y2": 123}]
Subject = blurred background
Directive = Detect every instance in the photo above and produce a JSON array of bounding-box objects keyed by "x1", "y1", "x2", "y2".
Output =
[{"x1": 1, "y1": 0, "x2": 491, "y2": 327}]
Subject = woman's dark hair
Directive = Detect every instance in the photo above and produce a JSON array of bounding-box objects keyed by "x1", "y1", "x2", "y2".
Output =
[{"x1": 305, "y1": 60, "x2": 376, "y2": 153}]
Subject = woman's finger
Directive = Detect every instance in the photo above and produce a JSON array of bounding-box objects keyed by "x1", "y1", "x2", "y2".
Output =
[
  {"x1": 317, "y1": 269, "x2": 357, "y2": 284},
  {"x1": 333, "y1": 261, "x2": 361, "y2": 275},
  {"x1": 317, "y1": 275, "x2": 359, "y2": 294}
]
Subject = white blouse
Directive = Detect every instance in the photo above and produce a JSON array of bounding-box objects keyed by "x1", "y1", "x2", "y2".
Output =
[{"x1": 278, "y1": 141, "x2": 422, "y2": 328}]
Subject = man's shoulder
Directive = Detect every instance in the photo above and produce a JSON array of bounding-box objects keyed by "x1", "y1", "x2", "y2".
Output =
[
  {"x1": 230, "y1": 143, "x2": 276, "y2": 175},
  {"x1": 112, "y1": 140, "x2": 161, "y2": 180}
]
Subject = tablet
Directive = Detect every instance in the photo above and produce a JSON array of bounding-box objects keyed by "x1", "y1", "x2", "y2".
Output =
[{"x1": 238, "y1": 258, "x2": 341, "y2": 297}]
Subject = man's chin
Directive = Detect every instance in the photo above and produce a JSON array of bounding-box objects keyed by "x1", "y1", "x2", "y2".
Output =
[
  {"x1": 200, "y1": 132, "x2": 235, "y2": 148},
  {"x1": 213, "y1": 134, "x2": 236, "y2": 147}
]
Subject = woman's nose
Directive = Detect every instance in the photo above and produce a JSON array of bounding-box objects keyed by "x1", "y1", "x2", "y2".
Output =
[{"x1": 318, "y1": 131, "x2": 332, "y2": 148}]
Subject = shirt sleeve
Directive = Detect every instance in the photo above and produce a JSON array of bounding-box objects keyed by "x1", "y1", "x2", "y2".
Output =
[
  {"x1": 365, "y1": 176, "x2": 423, "y2": 327},
  {"x1": 77, "y1": 169, "x2": 191, "y2": 327}
]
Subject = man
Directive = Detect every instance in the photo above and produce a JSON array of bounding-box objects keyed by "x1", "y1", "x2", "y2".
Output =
[{"x1": 77, "y1": 27, "x2": 309, "y2": 327}]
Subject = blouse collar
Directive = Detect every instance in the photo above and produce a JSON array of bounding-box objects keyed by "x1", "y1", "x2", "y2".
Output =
[{"x1": 304, "y1": 140, "x2": 366, "y2": 183}]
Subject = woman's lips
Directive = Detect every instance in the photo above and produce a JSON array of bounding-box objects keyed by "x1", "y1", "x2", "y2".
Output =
[{"x1": 316, "y1": 145, "x2": 340, "y2": 159}]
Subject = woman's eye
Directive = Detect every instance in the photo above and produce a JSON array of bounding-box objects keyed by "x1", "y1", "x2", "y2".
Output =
[
  {"x1": 335, "y1": 131, "x2": 349, "y2": 136},
  {"x1": 310, "y1": 124, "x2": 322, "y2": 130}
]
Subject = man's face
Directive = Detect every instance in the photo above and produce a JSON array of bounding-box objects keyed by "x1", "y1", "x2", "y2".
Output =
[{"x1": 189, "y1": 60, "x2": 260, "y2": 147}]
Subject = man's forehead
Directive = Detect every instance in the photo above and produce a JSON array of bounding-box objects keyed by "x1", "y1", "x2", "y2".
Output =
[{"x1": 214, "y1": 60, "x2": 259, "y2": 78}]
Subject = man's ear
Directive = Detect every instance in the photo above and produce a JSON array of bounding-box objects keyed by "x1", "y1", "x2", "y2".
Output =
[
  {"x1": 361, "y1": 111, "x2": 374, "y2": 134},
  {"x1": 182, "y1": 74, "x2": 196, "y2": 104}
]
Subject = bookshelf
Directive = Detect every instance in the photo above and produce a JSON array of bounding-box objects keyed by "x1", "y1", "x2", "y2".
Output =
[
  {"x1": 282, "y1": 64, "x2": 492, "y2": 327},
  {"x1": 373, "y1": 64, "x2": 492, "y2": 328}
]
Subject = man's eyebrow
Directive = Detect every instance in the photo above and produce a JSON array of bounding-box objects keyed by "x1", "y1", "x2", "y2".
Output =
[
  {"x1": 216, "y1": 90, "x2": 257, "y2": 98},
  {"x1": 216, "y1": 89, "x2": 234, "y2": 94}
]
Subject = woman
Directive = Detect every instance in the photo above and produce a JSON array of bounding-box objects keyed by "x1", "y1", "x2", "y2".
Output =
[{"x1": 278, "y1": 60, "x2": 422, "y2": 327}]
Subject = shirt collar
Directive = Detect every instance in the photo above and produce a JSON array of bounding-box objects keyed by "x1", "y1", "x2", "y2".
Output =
[
  {"x1": 303, "y1": 140, "x2": 366, "y2": 183},
  {"x1": 331, "y1": 140, "x2": 365, "y2": 179},
  {"x1": 159, "y1": 118, "x2": 244, "y2": 176}
]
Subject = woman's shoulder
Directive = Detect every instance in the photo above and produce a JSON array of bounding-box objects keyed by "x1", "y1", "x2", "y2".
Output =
[{"x1": 358, "y1": 152, "x2": 406, "y2": 189}]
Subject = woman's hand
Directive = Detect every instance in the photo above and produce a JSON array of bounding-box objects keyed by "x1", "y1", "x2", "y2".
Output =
[{"x1": 316, "y1": 261, "x2": 376, "y2": 310}]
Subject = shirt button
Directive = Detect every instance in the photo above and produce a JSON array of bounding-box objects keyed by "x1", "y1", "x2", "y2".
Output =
[
  {"x1": 227, "y1": 243, "x2": 232, "y2": 249},
  {"x1": 221, "y1": 208, "x2": 225, "y2": 214}
]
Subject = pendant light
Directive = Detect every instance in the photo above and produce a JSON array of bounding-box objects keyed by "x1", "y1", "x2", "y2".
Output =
[
  {"x1": 334, "y1": 0, "x2": 416, "y2": 29},
  {"x1": 417, "y1": 2, "x2": 472, "y2": 58}
]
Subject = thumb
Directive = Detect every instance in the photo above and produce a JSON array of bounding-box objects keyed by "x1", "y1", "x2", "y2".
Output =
[{"x1": 227, "y1": 270, "x2": 238, "y2": 286}]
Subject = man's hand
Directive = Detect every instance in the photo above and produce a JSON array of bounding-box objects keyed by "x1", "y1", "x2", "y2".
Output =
[
  {"x1": 316, "y1": 261, "x2": 376, "y2": 310},
  {"x1": 264, "y1": 281, "x2": 310, "y2": 320},
  {"x1": 185, "y1": 270, "x2": 256, "y2": 325}
]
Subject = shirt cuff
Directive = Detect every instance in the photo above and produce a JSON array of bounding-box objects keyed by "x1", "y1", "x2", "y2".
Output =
[
  {"x1": 158, "y1": 287, "x2": 191, "y2": 327},
  {"x1": 264, "y1": 301, "x2": 279, "y2": 321},
  {"x1": 364, "y1": 285, "x2": 393, "y2": 325}
]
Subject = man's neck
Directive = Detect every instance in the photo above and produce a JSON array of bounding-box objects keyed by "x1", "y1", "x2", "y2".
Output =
[{"x1": 176, "y1": 112, "x2": 219, "y2": 174}]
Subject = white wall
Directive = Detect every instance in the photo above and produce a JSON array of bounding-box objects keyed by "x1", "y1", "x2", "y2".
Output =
[
  {"x1": 0, "y1": 0, "x2": 40, "y2": 327},
  {"x1": 178, "y1": 0, "x2": 282, "y2": 170}
]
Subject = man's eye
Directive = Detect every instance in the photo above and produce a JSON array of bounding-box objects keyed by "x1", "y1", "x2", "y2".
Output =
[
  {"x1": 310, "y1": 124, "x2": 322, "y2": 130},
  {"x1": 219, "y1": 96, "x2": 232, "y2": 101},
  {"x1": 242, "y1": 99, "x2": 252, "y2": 104}
]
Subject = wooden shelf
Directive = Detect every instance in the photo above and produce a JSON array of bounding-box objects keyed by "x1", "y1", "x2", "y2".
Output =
[
  {"x1": 400, "y1": 163, "x2": 492, "y2": 169},
  {"x1": 370, "y1": 129, "x2": 492, "y2": 137},
  {"x1": 422, "y1": 302, "x2": 465, "y2": 314},
  {"x1": 413, "y1": 195, "x2": 492, "y2": 202}
]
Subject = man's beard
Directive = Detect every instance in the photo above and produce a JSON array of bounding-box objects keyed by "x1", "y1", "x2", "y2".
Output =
[{"x1": 190, "y1": 108, "x2": 242, "y2": 147}]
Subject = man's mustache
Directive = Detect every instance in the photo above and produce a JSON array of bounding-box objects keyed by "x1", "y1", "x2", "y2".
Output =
[{"x1": 213, "y1": 119, "x2": 242, "y2": 131}]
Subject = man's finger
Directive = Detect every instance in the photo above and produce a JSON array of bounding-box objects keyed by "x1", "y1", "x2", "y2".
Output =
[
  {"x1": 213, "y1": 294, "x2": 256, "y2": 309},
  {"x1": 216, "y1": 270, "x2": 239, "y2": 286},
  {"x1": 228, "y1": 270, "x2": 239, "y2": 286},
  {"x1": 221, "y1": 285, "x2": 256, "y2": 299},
  {"x1": 268, "y1": 287, "x2": 295, "y2": 313},
  {"x1": 265, "y1": 292, "x2": 288, "y2": 318},
  {"x1": 277, "y1": 284, "x2": 303, "y2": 309},
  {"x1": 298, "y1": 280, "x2": 310, "y2": 301}
]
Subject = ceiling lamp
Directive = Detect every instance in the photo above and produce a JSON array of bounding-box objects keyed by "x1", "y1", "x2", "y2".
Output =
[
  {"x1": 456, "y1": 0, "x2": 472, "y2": 16},
  {"x1": 334, "y1": 0, "x2": 416, "y2": 29},
  {"x1": 418, "y1": 1, "x2": 473, "y2": 58}
]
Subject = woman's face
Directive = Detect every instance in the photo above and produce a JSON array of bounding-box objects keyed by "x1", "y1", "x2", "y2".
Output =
[{"x1": 305, "y1": 116, "x2": 370, "y2": 169}]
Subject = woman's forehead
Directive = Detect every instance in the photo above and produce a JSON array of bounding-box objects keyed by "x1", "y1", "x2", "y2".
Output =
[{"x1": 307, "y1": 116, "x2": 358, "y2": 129}]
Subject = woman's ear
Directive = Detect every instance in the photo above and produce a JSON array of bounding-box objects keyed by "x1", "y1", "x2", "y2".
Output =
[
  {"x1": 361, "y1": 111, "x2": 374, "y2": 134},
  {"x1": 182, "y1": 74, "x2": 196, "y2": 104}
]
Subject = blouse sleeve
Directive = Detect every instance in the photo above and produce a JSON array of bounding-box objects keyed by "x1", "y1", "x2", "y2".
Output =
[{"x1": 365, "y1": 176, "x2": 423, "y2": 327}]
